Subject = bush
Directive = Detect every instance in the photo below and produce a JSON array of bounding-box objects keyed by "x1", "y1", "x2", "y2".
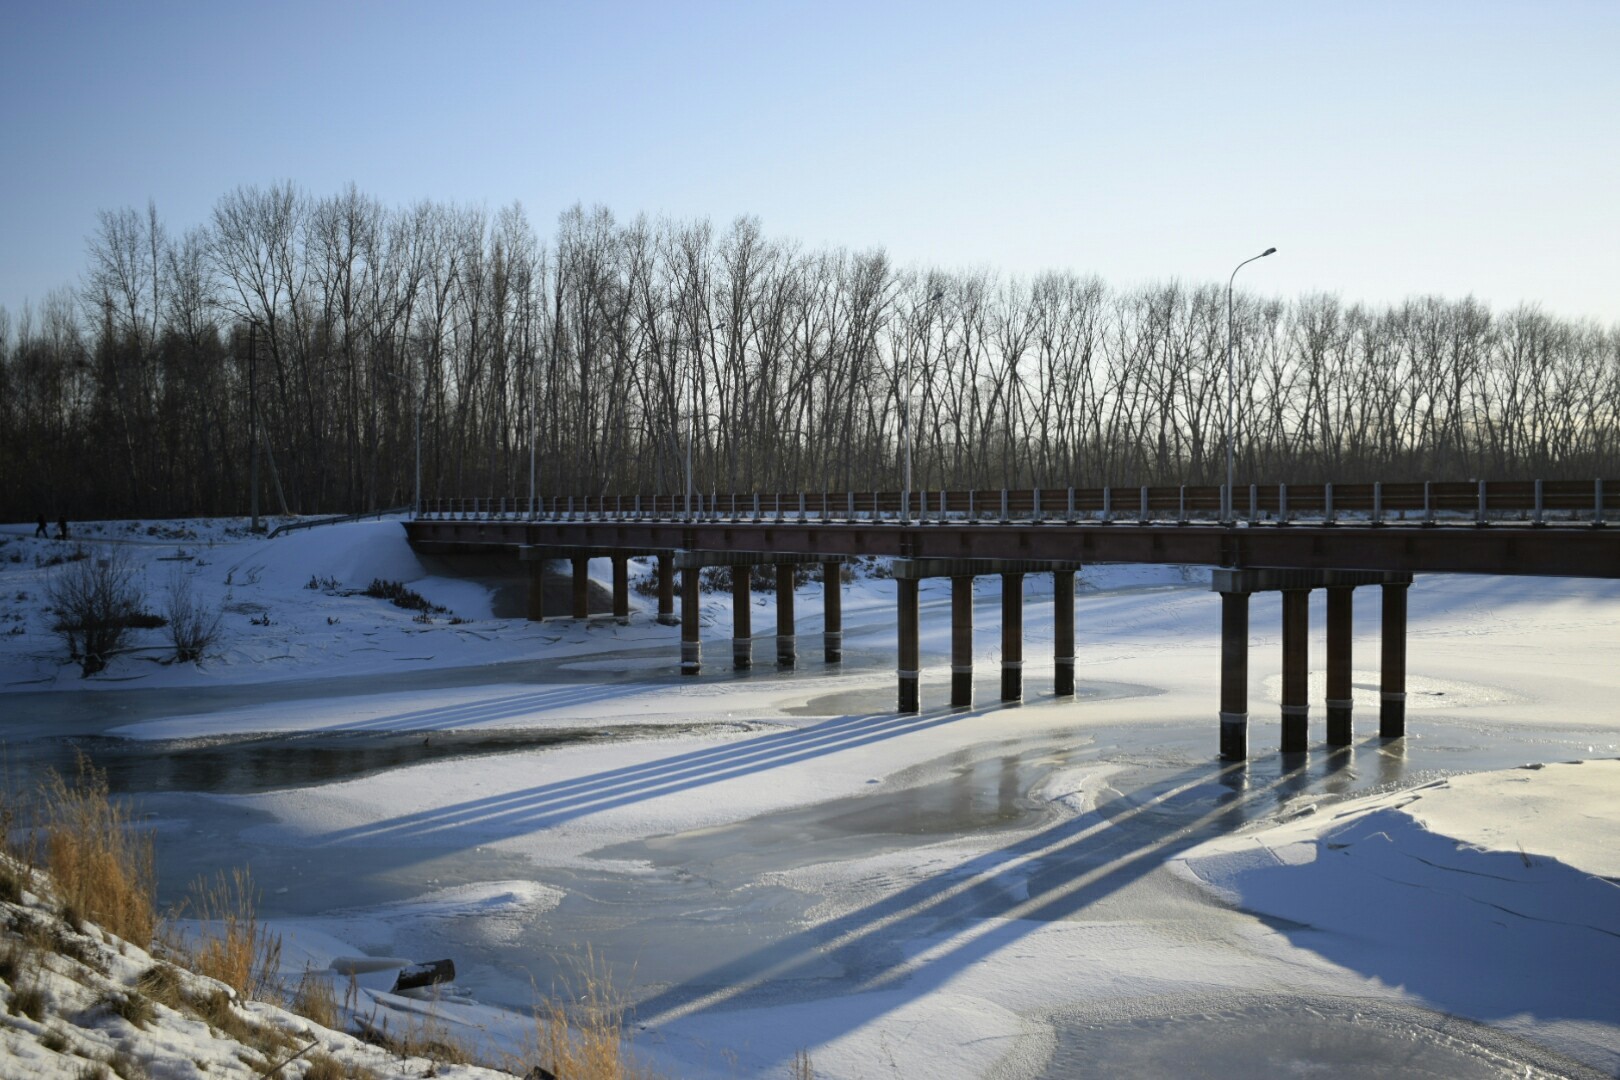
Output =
[
  {"x1": 164, "y1": 569, "x2": 221, "y2": 663},
  {"x1": 363, "y1": 579, "x2": 446, "y2": 614},
  {"x1": 47, "y1": 548, "x2": 145, "y2": 676}
]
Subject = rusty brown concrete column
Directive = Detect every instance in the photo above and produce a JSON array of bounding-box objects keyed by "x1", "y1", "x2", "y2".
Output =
[
  {"x1": 776, "y1": 563, "x2": 796, "y2": 668},
  {"x1": 951, "y1": 575, "x2": 974, "y2": 708},
  {"x1": 822, "y1": 561, "x2": 842, "y2": 663},
  {"x1": 1381, "y1": 581, "x2": 1409, "y2": 738},
  {"x1": 571, "y1": 557, "x2": 590, "y2": 619},
  {"x1": 656, "y1": 553, "x2": 678, "y2": 625},
  {"x1": 898, "y1": 577, "x2": 920, "y2": 712},
  {"x1": 1326, "y1": 586, "x2": 1354, "y2": 745},
  {"x1": 526, "y1": 561, "x2": 546, "y2": 622},
  {"x1": 1281, "y1": 588, "x2": 1310, "y2": 753},
  {"x1": 680, "y1": 565, "x2": 701, "y2": 676},
  {"x1": 611, "y1": 555, "x2": 630, "y2": 625},
  {"x1": 1053, "y1": 570, "x2": 1076, "y2": 697},
  {"x1": 731, "y1": 568, "x2": 752, "y2": 670},
  {"x1": 1001, "y1": 572, "x2": 1024, "y2": 702},
  {"x1": 1219, "y1": 591, "x2": 1250, "y2": 760}
]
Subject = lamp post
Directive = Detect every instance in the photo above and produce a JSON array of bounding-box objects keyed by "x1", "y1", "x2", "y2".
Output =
[
  {"x1": 1224, "y1": 247, "x2": 1276, "y2": 523},
  {"x1": 903, "y1": 290, "x2": 944, "y2": 523},
  {"x1": 248, "y1": 320, "x2": 261, "y2": 532}
]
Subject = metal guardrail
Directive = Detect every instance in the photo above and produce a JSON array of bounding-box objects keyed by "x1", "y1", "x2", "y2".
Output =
[
  {"x1": 416, "y1": 480, "x2": 1612, "y2": 528},
  {"x1": 266, "y1": 505, "x2": 412, "y2": 539}
]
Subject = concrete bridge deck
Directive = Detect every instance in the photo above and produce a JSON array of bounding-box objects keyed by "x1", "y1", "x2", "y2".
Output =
[{"x1": 404, "y1": 479, "x2": 1618, "y2": 760}]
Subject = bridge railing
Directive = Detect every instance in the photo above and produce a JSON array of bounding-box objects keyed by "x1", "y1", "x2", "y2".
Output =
[{"x1": 416, "y1": 478, "x2": 1611, "y2": 527}]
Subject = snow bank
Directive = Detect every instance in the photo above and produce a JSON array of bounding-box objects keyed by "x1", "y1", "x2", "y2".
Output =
[{"x1": 1171, "y1": 759, "x2": 1620, "y2": 1071}]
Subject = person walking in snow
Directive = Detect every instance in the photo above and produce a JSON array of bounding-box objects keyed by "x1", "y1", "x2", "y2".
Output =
[
  {"x1": 35, "y1": 513, "x2": 47, "y2": 538},
  {"x1": 56, "y1": 515, "x2": 68, "y2": 540}
]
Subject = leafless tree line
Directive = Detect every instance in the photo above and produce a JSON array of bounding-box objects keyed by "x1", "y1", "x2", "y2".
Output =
[{"x1": 2, "y1": 184, "x2": 1616, "y2": 520}]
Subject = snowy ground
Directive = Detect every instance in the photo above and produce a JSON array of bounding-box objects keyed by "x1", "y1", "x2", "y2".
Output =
[{"x1": 2, "y1": 517, "x2": 1618, "y2": 1077}]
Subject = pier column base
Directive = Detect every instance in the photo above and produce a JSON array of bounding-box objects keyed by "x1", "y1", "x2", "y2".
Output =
[
  {"x1": 571, "y1": 557, "x2": 590, "y2": 619},
  {"x1": 1219, "y1": 591, "x2": 1250, "y2": 760},
  {"x1": 656, "y1": 553, "x2": 678, "y2": 625},
  {"x1": 776, "y1": 563, "x2": 796, "y2": 668},
  {"x1": 1281, "y1": 588, "x2": 1310, "y2": 753},
  {"x1": 898, "y1": 578, "x2": 920, "y2": 712},
  {"x1": 1053, "y1": 570, "x2": 1075, "y2": 697},
  {"x1": 1381, "y1": 581, "x2": 1409, "y2": 738},
  {"x1": 951, "y1": 575, "x2": 974, "y2": 708},
  {"x1": 1326, "y1": 586, "x2": 1353, "y2": 744},
  {"x1": 680, "y1": 565, "x2": 702, "y2": 676},
  {"x1": 1001, "y1": 572, "x2": 1024, "y2": 702},
  {"x1": 526, "y1": 561, "x2": 546, "y2": 622},
  {"x1": 731, "y1": 569, "x2": 752, "y2": 670},
  {"x1": 823, "y1": 561, "x2": 842, "y2": 663},
  {"x1": 612, "y1": 555, "x2": 630, "y2": 625}
]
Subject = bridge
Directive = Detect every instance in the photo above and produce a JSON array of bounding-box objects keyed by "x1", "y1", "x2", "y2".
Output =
[{"x1": 404, "y1": 479, "x2": 1616, "y2": 760}]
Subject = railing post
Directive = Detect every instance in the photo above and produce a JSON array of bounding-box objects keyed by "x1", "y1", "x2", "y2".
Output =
[
  {"x1": 1597, "y1": 478, "x2": 1606, "y2": 527},
  {"x1": 1066, "y1": 486, "x2": 1075, "y2": 523},
  {"x1": 1476, "y1": 479, "x2": 1487, "y2": 526},
  {"x1": 1423, "y1": 481, "x2": 1434, "y2": 525},
  {"x1": 1534, "y1": 479, "x2": 1544, "y2": 526},
  {"x1": 1278, "y1": 483, "x2": 1289, "y2": 525},
  {"x1": 1177, "y1": 486, "x2": 1187, "y2": 525},
  {"x1": 1032, "y1": 488, "x2": 1042, "y2": 523},
  {"x1": 1139, "y1": 485, "x2": 1149, "y2": 525},
  {"x1": 968, "y1": 490, "x2": 976, "y2": 521},
  {"x1": 1325, "y1": 482, "x2": 1335, "y2": 525},
  {"x1": 1372, "y1": 482, "x2": 1383, "y2": 525},
  {"x1": 799, "y1": 493, "x2": 807, "y2": 522},
  {"x1": 1000, "y1": 489, "x2": 1009, "y2": 524},
  {"x1": 846, "y1": 492, "x2": 855, "y2": 521},
  {"x1": 1248, "y1": 483, "x2": 1258, "y2": 523}
]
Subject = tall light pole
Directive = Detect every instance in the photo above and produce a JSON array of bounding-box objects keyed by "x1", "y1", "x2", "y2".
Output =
[
  {"x1": 903, "y1": 290, "x2": 944, "y2": 523},
  {"x1": 248, "y1": 320, "x2": 261, "y2": 532},
  {"x1": 1224, "y1": 247, "x2": 1276, "y2": 523}
]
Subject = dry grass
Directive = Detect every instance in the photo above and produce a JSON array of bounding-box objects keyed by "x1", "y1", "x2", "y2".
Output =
[
  {"x1": 30, "y1": 758, "x2": 156, "y2": 949},
  {"x1": 791, "y1": 1047, "x2": 815, "y2": 1080},
  {"x1": 523, "y1": 952, "x2": 661, "y2": 1080},
  {"x1": 304, "y1": 1051, "x2": 380, "y2": 1080},
  {"x1": 170, "y1": 867, "x2": 282, "y2": 999},
  {"x1": 289, "y1": 967, "x2": 340, "y2": 1030}
]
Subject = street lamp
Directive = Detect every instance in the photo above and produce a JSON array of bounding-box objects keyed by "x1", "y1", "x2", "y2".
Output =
[
  {"x1": 1224, "y1": 247, "x2": 1276, "y2": 523},
  {"x1": 902, "y1": 290, "x2": 944, "y2": 523}
]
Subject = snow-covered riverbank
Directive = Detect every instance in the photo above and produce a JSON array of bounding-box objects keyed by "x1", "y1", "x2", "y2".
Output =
[{"x1": 2, "y1": 517, "x2": 1617, "y2": 1077}]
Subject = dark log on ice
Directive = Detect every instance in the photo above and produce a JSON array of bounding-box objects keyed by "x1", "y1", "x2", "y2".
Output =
[{"x1": 389, "y1": 958, "x2": 456, "y2": 993}]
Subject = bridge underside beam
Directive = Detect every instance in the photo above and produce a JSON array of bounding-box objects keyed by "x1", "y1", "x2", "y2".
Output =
[
  {"x1": 1211, "y1": 567, "x2": 1413, "y2": 593},
  {"x1": 407, "y1": 520, "x2": 1618, "y2": 579}
]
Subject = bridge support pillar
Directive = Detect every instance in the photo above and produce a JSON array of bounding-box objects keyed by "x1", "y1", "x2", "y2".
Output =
[
  {"x1": 571, "y1": 557, "x2": 590, "y2": 619},
  {"x1": 776, "y1": 563, "x2": 796, "y2": 668},
  {"x1": 1381, "y1": 581, "x2": 1408, "y2": 738},
  {"x1": 731, "y1": 568, "x2": 752, "y2": 670},
  {"x1": 657, "y1": 553, "x2": 678, "y2": 625},
  {"x1": 951, "y1": 575, "x2": 974, "y2": 708},
  {"x1": 1281, "y1": 588, "x2": 1310, "y2": 753},
  {"x1": 822, "y1": 561, "x2": 842, "y2": 663},
  {"x1": 1001, "y1": 572, "x2": 1023, "y2": 702},
  {"x1": 680, "y1": 565, "x2": 701, "y2": 676},
  {"x1": 1054, "y1": 570, "x2": 1076, "y2": 697},
  {"x1": 611, "y1": 555, "x2": 630, "y2": 625},
  {"x1": 1326, "y1": 586, "x2": 1353, "y2": 744},
  {"x1": 1219, "y1": 590, "x2": 1250, "y2": 760},
  {"x1": 526, "y1": 561, "x2": 546, "y2": 622},
  {"x1": 898, "y1": 577, "x2": 920, "y2": 712}
]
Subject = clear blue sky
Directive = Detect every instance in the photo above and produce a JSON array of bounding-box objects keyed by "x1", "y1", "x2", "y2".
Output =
[{"x1": 3, "y1": 0, "x2": 1617, "y2": 323}]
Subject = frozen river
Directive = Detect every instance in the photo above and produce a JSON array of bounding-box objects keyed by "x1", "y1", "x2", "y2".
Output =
[{"x1": 5, "y1": 634, "x2": 1613, "y2": 1078}]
